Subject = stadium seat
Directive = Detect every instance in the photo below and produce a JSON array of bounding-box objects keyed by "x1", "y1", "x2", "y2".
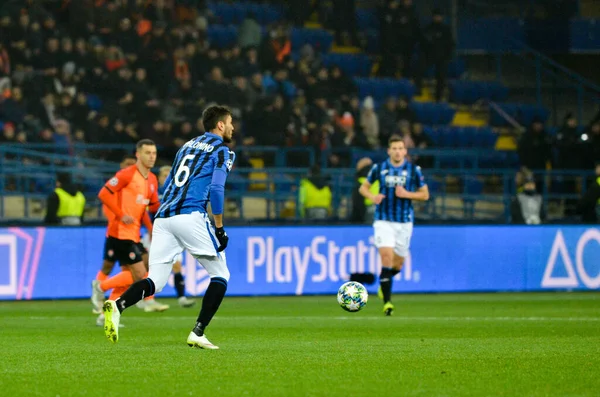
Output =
[
  {"x1": 207, "y1": 25, "x2": 239, "y2": 48},
  {"x1": 410, "y1": 102, "x2": 456, "y2": 125},
  {"x1": 356, "y1": 8, "x2": 379, "y2": 31},
  {"x1": 490, "y1": 103, "x2": 550, "y2": 127},
  {"x1": 290, "y1": 28, "x2": 333, "y2": 53},
  {"x1": 321, "y1": 54, "x2": 372, "y2": 77},
  {"x1": 449, "y1": 81, "x2": 509, "y2": 105},
  {"x1": 570, "y1": 18, "x2": 600, "y2": 53},
  {"x1": 457, "y1": 17, "x2": 525, "y2": 52},
  {"x1": 353, "y1": 77, "x2": 415, "y2": 101}
]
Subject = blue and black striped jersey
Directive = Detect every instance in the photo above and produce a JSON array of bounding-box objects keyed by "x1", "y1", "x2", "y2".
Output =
[
  {"x1": 366, "y1": 159, "x2": 426, "y2": 223},
  {"x1": 155, "y1": 133, "x2": 235, "y2": 218}
]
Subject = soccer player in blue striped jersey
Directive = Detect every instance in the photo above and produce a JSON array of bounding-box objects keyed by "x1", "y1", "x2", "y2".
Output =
[
  {"x1": 359, "y1": 135, "x2": 429, "y2": 316},
  {"x1": 103, "y1": 105, "x2": 236, "y2": 349}
]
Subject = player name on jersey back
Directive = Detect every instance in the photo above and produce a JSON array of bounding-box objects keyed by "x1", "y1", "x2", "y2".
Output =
[{"x1": 183, "y1": 140, "x2": 216, "y2": 152}]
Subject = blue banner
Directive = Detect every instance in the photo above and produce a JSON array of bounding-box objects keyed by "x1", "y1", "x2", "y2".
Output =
[{"x1": 0, "y1": 225, "x2": 599, "y2": 300}]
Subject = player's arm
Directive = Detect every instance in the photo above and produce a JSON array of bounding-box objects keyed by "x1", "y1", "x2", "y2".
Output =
[
  {"x1": 210, "y1": 148, "x2": 235, "y2": 251},
  {"x1": 359, "y1": 164, "x2": 385, "y2": 205},
  {"x1": 98, "y1": 168, "x2": 135, "y2": 223},
  {"x1": 396, "y1": 185, "x2": 430, "y2": 201},
  {"x1": 148, "y1": 178, "x2": 161, "y2": 213},
  {"x1": 396, "y1": 166, "x2": 430, "y2": 201}
]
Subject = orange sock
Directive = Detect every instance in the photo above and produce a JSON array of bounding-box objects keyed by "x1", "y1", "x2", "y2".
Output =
[
  {"x1": 100, "y1": 271, "x2": 134, "y2": 292},
  {"x1": 109, "y1": 286, "x2": 127, "y2": 301},
  {"x1": 96, "y1": 271, "x2": 109, "y2": 282}
]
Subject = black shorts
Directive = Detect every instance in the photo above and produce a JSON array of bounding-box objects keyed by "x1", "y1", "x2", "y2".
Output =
[
  {"x1": 136, "y1": 242, "x2": 148, "y2": 255},
  {"x1": 103, "y1": 237, "x2": 144, "y2": 266}
]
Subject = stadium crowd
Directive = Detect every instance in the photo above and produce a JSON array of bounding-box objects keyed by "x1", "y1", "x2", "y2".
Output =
[{"x1": 0, "y1": 0, "x2": 598, "y2": 173}]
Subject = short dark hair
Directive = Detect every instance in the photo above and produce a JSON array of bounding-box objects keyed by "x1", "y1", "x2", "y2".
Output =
[
  {"x1": 136, "y1": 139, "x2": 155, "y2": 150},
  {"x1": 388, "y1": 135, "x2": 404, "y2": 147},
  {"x1": 202, "y1": 105, "x2": 232, "y2": 132},
  {"x1": 57, "y1": 173, "x2": 71, "y2": 186}
]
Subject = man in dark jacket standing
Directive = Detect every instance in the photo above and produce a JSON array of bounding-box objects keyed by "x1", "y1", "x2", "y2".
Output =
[{"x1": 414, "y1": 9, "x2": 454, "y2": 102}]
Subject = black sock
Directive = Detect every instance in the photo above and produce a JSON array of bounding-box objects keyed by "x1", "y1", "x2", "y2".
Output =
[
  {"x1": 195, "y1": 277, "x2": 227, "y2": 334},
  {"x1": 115, "y1": 278, "x2": 156, "y2": 313},
  {"x1": 174, "y1": 272, "x2": 185, "y2": 298},
  {"x1": 379, "y1": 267, "x2": 400, "y2": 303}
]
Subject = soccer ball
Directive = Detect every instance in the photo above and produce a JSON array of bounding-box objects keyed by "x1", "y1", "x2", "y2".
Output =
[{"x1": 337, "y1": 281, "x2": 368, "y2": 312}]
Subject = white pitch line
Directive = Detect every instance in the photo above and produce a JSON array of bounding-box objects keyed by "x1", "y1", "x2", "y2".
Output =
[{"x1": 21, "y1": 315, "x2": 600, "y2": 322}]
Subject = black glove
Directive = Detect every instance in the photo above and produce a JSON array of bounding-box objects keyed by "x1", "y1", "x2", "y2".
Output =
[{"x1": 215, "y1": 227, "x2": 229, "y2": 252}]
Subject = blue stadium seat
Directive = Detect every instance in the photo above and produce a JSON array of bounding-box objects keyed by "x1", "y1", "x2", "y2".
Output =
[
  {"x1": 321, "y1": 54, "x2": 372, "y2": 77},
  {"x1": 410, "y1": 102, "x2": 456, "y2": 125},
  {"x1": 570, "y1": 18, "x2": 600, "y2": 53},
  {"x1": 290, "y1": 28, "x2": 333, "y2": 52},
  {"x1": 353, "y1": 78, "x2": 415, "y2": 101},
  {"x1": 457, "y1": 17, "x2": 525, "y2": 52},
  {"x1": 490, "y1": 103, "x2": 549, "y2": 127},
  {"x1": 449, "y1": 81, "x2": 509, "y2": 105},
  {"x1": 207, "y1": 25, "x2": 238, "y2": 48},
  {"x1": 356, "y1": 9, "x2": 379, "y2": 30}
]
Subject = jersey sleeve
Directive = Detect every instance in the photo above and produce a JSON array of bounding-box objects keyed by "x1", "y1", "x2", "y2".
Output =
[
  {"x1": 147, "y1": 174, "x2": 160, "y2": 213},
  {"x1": 209, "y1": 147, "x2": 236, "y2": 215},
  {"x1": 103, "y1": 167, "x2": 135, "y2": 193},
  {"x1": 415, "y1": 165, "x2": 426, "y2": 188},
  {"x1": 214, "y1": 147, "x2": 236, "y2": 175},
  {"x1": 366, "y1": 164, "x2": 379, "y2": 184}
]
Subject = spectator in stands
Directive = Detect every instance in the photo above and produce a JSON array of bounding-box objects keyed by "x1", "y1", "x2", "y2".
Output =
[
  {"x1": 582, "y1": 121, "x2": 600, "y2": 170},
  {"x1": 379, "y1": 0, "x2": 420, "y2": 78},
  {"x1": 44, "y1": 173, "x2": 86, "y2": 226},
  {"x1": 518, "y1": 118, "x2": 552, "y2": 188},
  {"x1": 1, "y1": 86, "x2": 29, "y2": 125},
  {"x1": 1, "y1": 122, "x2": 16, "y2": 143},
  {"x1": 511, "y1": 174, "x2": 544, "y2": 225},
  {"x1": 378, "y1": 97, "x2": 398, "y2": 146},
  {"x1": 397, "y1": 95, "x2": 416, "y2": 124},
  {"x1": 577, "y1": 162, "x2": 600, "y2": 224},
  {"x1": 330, "y1": 112, "x2": 369, "y2": 166},
  {"x1": 238, "y1": 12, "x2": 262, "y2": 50},
  {"x1": 329, "y1": 66, "x2": 356, "y2": 109},
  {"x1": 260, "y1": 25, "x2": 291, "y2": 72},
  {"x1": 298, "y1": 165, "x2": 332, "y2": 220},
  {"x1": 331, "y1": 0, "x2": 358, "y2": 47},
  {"x1": 0, "y1": 43, "x2": 11, "y2": 92},
  {"x1": 414, "y1": 9, "x2": 454, "y2": 102},
  {"x1": 555, "y1": 113, "x2": 581, "y2": 169},
  {"x1": 360, "y1": 96, "x2": 379, "y2": 149},
  {"x1": 411, "y1": 122, "x2": 433, "y2": 167},
  {"x1": 351, "y1": 157, "x2": 378, "y2": 223}
]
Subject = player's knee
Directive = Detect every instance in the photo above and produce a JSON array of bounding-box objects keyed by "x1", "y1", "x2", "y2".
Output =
[
  {"x1": 393, "y1": 255, "x2": 405, "y2": 270},
  {"x1": 172, "y1": 261, "x2": 182, "y2": 273}
]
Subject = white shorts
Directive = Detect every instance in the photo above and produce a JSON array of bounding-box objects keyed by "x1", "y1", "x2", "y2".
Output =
[
  {"x1": 373, "y1": 220, "x2": 413, "y2": 257},
  {"x1": 148, "y1": 212, "x2": 229, "y2": 293},
  {"x1": 141, "y1": 233, "x2": 183, "y2": 263}
]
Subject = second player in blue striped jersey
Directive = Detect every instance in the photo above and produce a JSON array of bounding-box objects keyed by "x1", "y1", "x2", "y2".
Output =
[
  {"x1": 156, "y1": 133, "x2": 236, "y2": 219},
  {"x1": 366, "y1": 157, "x2": 426, "y2": 223},
  {"x1": 358, "y1": 136, "x2": 429, "y2": 317}
]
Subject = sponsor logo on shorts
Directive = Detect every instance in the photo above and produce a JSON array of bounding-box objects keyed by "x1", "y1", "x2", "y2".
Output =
[
  {"x1": 129, "y1": 252, "x2": 136, "y2": 260},
  {"x1": 107, "y1": 249, "x2": 114, "y2": 258}
]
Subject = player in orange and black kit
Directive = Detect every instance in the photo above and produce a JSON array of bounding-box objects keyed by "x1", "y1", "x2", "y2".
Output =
[{"x1": 91, "y1": 140, "x2": 168, "y2": 320}]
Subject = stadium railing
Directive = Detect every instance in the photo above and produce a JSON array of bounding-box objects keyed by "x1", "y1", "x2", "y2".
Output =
[{"x1": 1, "y1": 147, "x2": 594, "y2": 224}]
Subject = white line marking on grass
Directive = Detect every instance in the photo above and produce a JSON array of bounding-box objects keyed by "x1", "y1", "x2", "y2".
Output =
[{"x1": 24, "y1": 315, "x2": 600, "y2": 322}]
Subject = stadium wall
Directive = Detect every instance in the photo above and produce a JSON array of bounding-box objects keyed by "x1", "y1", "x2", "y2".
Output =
[{"x1": 0, "y1": 226, "x2": 598, "y2": 300}]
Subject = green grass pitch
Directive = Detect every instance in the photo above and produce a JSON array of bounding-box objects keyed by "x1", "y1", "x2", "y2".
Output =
[{"x1": 1, "y1": 293, "x2": 599, "y2": 397}]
